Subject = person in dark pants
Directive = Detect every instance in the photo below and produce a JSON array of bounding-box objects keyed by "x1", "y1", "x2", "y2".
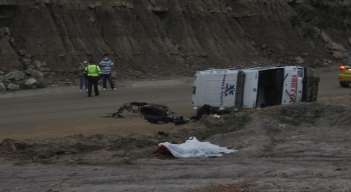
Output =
[
  {"x1": 99, "y1": 53, "x2": 115, "y2": 90},
  {"x1": 85, "y1": 62, "x2": 102, "y2": 97},
  {"x1": 79, "y1": 60, "x2": 88, "y2": 92}
]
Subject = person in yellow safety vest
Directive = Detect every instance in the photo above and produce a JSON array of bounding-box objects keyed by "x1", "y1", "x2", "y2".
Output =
[{"x1": 85, "y1": 62, "x2": 102, "y2": 97}]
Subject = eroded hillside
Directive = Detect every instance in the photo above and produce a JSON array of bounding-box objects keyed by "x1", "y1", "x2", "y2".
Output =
[{"x1": 0, "y1": 0, "x2": 350, "y2": 80}]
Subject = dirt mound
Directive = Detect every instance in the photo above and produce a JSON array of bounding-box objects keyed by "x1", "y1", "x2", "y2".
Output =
[
  {"x1": 0, "y1": 134, "x2": 159, "y2": 164},
  {"x1": 209, "y1": 103, "x2": 351, "y2": 158}
]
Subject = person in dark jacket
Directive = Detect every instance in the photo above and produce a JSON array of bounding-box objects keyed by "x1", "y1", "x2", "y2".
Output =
[{"x1": 99, "y1": 54, "x2": 115, "y2": 90}]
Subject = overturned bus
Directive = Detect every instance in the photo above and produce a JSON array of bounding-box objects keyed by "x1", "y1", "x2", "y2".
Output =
[{"x1": 192, "y1": 66, "x2": 319, "y2": 112}]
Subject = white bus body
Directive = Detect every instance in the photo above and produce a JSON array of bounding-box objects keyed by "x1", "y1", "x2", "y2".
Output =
[{"x1": 192, "y1": 66, "x2": 318, "y2": 111}]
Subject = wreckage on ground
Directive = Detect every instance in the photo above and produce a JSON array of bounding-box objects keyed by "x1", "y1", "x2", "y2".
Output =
[
  {"x1": 192, "y1": 65, "x2": 319, "y2": 116},
  {"x1": 112, "y1": 102, "x2": 188, "y2": 125}
]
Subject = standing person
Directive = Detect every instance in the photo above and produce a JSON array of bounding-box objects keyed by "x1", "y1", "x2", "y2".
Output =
[
  {"x1": 99, "y1": 53, "x2": 115, "y2": 90},
  {"x1": 79, "y1": 60, "x2": 88, "y2": 92},
  {"x1": 85, "y1": 60, "x2": 102, "y2": 97}
]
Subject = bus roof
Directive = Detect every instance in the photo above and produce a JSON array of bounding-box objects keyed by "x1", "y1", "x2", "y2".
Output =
[{"x1": 197, "y1": 65, "x2": 303, "y2": 74}]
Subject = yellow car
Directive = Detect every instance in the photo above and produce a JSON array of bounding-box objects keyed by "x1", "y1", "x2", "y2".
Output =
[{"x1": 339, "y1": 64, "x2": 351, "y2": 87}]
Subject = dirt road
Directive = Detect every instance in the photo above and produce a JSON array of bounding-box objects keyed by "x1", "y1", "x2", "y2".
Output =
[
  {"x1": 0, "y1": 78, "x2": 194, "y2": 140},
  {"x1": 0, "y1": 69, "x2": 349, "y2": 140},
  {"x1": 1, "y1": 69, "x2": 351, "y2": 192}
]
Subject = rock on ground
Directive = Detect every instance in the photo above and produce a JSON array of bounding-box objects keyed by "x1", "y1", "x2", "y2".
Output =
[
  {"x1": 295, "y1": 56, "x2": 305, "y2": 64},
  {"x1": 25, "y1": 69, "x2": 44, "y2": 81},
  {"x1": 5, "y1": 71, "x2": 25, "y2": 81},
  {"x1": 0, "y1": 82, "x2": 6, "y2": 92},
  {"x1": 7, "y1": 83, "x2": 20, "y2": 91},
  {"x1": 24, "y1": 78, "x2": 38, "y2": 89}
]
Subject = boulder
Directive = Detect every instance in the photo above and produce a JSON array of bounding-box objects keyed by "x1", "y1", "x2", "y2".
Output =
[
  {"x1": 321, "y1": 31, "x2": 346, "y2": 57},
  {"x1": 295, "y1": 56, "x2": 305, "y2": 64},
  {"x1": 0, "y1": 82, "x2": 6, "y2": 92},
  {"x1": 26, "y1": 69, "x2": 44, "y2": 81},
  {"x1": 21, "y1": 57, "x2": 32, "y2": 66},
  {"x1": 24, "y1": 78, "x2": 38, "y2": 89},
  {"x1": 33, "y1": 60, "x2": 43, "y2": 69},
  {"x1": 321, "y1": 31, "x2": 332, "y2": 43},
  {"x1": 18, "y1": 49, "x2": 26, "y2": 57},
  {"x1": 332, "y1": 51, "x2": 346, "y2": 59},
  {"x1": 261, "y1": 44, "x2": 268, "y2": 49},
  {"x1": 328, "y1": 42, "x2": 346, "y2": 52},
  {"x1": 302, "y1": 52, "x2": 309, "y2": 57},
  {"x1": 5, "y1": 71, "x2": 26, "y2": 81},
  {"x1": 7, "y1": 83, "x2": 20, "y2": 91},
  {"x1": 0, "y1": 71, "x2": 4, "y2": 75}
]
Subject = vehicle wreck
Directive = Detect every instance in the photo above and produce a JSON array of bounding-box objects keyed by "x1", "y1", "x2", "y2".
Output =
[{"x1": 192, "y1": 66, "x2": 320, "y2": 114}]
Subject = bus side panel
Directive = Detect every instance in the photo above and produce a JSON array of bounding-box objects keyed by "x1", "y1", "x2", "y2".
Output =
[
  {"x1": 222, "y1": 73, "x2": 237, "y2": 108},
  {"x1": 296, "y1": 67, "x2": 304, "y2": 103},
  {"x1": 192, "y1": 73, "x2": 224, "y2": 107},
  {"x1": 192, "y1": 73, "x2": 200, "y2": 108},
  {"x1": 192, "y1": 72, "x2": 237, "y2": 108},
  {"x1": 282, "y1": 67, "x2": 299, "y2": 105},
  {"x1": 204, "y1": 75, "x2": 227, "y2": 107},
  {"x1": 243, "y1": 71, "x2": 258, "y2": 108}
]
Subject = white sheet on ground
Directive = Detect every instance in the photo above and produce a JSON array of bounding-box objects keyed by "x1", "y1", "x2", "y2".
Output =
[{"x1": 158, "y1": 137, "x2": 238, "y2": 158}]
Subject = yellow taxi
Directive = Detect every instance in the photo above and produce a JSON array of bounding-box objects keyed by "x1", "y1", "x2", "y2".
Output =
[{"x1": 339, "y1": 64, "x2": 351, "y2": 87}]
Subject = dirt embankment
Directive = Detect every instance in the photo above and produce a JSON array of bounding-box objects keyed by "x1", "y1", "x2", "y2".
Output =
[
  {"x1": 1, "y1": 102, "x2": 351, "y2": 166},
  {"x1": 1, "y1": 0, "x2": 350, "y2": 79},
  {"x1": 1, "y1": 99, "x2": 351, "y2": 191}
]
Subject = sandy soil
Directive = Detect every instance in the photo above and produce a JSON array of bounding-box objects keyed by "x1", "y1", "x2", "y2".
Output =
[{"x1": 1, "y1": 69, "x2": 351, "y2": 192}]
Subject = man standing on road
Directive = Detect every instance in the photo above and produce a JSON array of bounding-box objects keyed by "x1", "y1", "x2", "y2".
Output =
[
  {"x1": 99, "y1": 53, "x2": 116, "y2": 91},
  {"x1": 79, "y1": 60, "x2": 88, "y2": 93},
  {"x1": 85, "y1": 60, "x2": 102, "y2": 97}
]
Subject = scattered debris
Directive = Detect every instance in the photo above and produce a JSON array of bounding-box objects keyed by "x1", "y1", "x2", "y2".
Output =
[
  {"x1": 192, "y1": 105, "x2": 233, "y2": 120},
  {"x1": 157, "y1": 137, "x2": 237, "y2": 158},
  {"x1": 112, "y1": 102, "x2": 189, "y2": 125}
]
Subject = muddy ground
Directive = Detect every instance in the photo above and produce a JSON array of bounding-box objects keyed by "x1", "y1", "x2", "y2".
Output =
[{"x1": 1, "y1": 68, "x2": 351, "y2": 192}]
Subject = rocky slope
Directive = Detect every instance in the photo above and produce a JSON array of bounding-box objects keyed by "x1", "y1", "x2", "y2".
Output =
[{"x1": 0, "y1": 0, "x2": 351, "y2": 81}]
